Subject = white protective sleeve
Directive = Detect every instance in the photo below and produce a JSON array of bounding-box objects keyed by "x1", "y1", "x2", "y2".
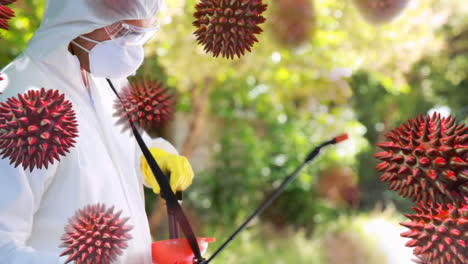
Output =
[
  {"x1": 0, "y1": 0, "x2": 165, "y2": 260},
  {"x1": 0, "y1": 162, "x2": 63, "y2": 264},
  {"x1": 0, "y1": 55, "x2": 65, "y2": 264}
]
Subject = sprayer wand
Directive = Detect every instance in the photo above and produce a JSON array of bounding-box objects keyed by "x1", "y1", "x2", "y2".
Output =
[{"x1": 200, "y1": 134, "x2": 349, "y2": 263}]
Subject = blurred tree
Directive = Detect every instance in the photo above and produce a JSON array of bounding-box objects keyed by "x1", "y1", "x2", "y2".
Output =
[
  {"x1": 408, "y1": 21, "x2": 468, "y2": 119},
  {"x1": 350, "y1": 71, "x2": 432, "y2": 212},
  {"x1": 350, "y1": 0, "x2": 467, "y2": 212},
  {"x1": 144, "y1": 0, "x2": 458, "y2": 230}
]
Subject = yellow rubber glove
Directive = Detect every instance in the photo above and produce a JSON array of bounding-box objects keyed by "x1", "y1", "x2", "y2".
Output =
[{"x1": 141, "y1": 147, "x2": 194, "y2": 194}]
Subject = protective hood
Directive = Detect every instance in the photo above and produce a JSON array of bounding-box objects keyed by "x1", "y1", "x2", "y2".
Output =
[{"x1": 26, "y1": 0, "x2": 162, "y2": 61}]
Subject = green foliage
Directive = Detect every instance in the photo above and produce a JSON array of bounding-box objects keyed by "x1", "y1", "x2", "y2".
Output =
[
  {"x1": 409, "y1": 52, "x2": 468, "y2": 119},
  {"x1": 185, "y1": 73, "x2": 366, "y2": 230},
  {"x1": 349, "y1": 3, "x2": 468, "y2": 211},
  {"x1": 204, "y1": 224, "x2": 327, "y2": 264},
  {"x1": 0, "y1": 0, "x2": 44, "y2": 67},
  {"x1": 409, "y1": 6, "x2": 468, "y2": 117},
  {"x1": 350, "y1": 71, "x2": 433, "y2": 211}
]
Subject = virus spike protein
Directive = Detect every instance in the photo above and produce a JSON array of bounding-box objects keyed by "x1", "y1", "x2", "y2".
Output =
[
  {"x1": 0, "y1": 88, "x2": 79, "y2": 172},
  {"x1": 60, "y1": 204, "x2": 133, "y2": 264},
  {"x1": 401, "y1": 202, "x2": 468, "y2": 264},
  {"x1": 0, "y1": 5, "x2": 14, "y2": 20},
  {"x1": 193, "y1": 0, "x2": 268, "y2": 59},
  {"x1": 113, "y1": 78, "x2": 175, "y2": 134},
  {"x1": 374, "y1": 113, "x2": 468, "y2": 207},
  {"x1": 0, "y1": 18, "x2": 9, "y2": 30},
  {"x1": 0, "y1": 0, "x2": 16, "y2": 31}
]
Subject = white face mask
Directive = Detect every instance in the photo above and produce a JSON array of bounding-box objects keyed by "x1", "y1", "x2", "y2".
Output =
[{"x1": 71, "y1": 35, "x2": 144, "y2": 79}]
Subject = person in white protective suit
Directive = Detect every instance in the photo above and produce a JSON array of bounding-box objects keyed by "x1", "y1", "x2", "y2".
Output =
[{"x1": 0, "y1": 0, "x2": 194, "y2": 263}]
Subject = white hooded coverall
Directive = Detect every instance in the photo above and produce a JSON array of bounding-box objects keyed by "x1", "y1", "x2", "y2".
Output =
[{"x1": 0, "y1": 0, "x2": 172, "y2": 263}]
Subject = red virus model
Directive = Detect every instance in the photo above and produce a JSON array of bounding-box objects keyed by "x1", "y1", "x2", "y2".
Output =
[
  {"x1": 270, "y1": 0, "x2": 315, "y2": 47},
  {"x1": 374, "y1": 113, "x2": 468, "y2": 207},
  {"x1": 352, "y1": 0, "x2": 409, "y2": 24},
  {"x1": 0, "y1": 0, "x2": 16, "y2": 31},
  {"x1": 375, "y1": 112, "x2": 467, "y2": 264},
  {"x1": 60, "y1": 204, "x2": 133, "y2": 264},
  {"x1": 193, "y1": 0, "x2": 268, "y2": 59},
  {"x1": 0, "y1": 88, "x2": 78, "y2": 172},
  {"x1": 114, "y1": 78, "x2": 175, "y2": 133},
  {"x1": 401, "y1": 202, "x2": 468, "y2": 264}
]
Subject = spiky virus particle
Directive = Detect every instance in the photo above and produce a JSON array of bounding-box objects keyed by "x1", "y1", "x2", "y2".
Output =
[
  {"x1": 270, "y1": 0, "x2": 315, "y2": 47},
  {"x1": 0, "y1": 6, "x2": 14, "y2": 31},
  {"x1": 374, "y1": 113, "x2": 468, "y2": 207},
  {"x1": 60, "y1": 204, "x2": 133, "y2": 264},
  {"x1": 113, "y1": 78, "x2": 175, "y2": 133},
  {"x1": 0, "y1": 4, "x2": 13, "y2": 18},
  {"x1": 0, "y1": 18, "x2": 8, "y2": 30},
  {"x1": 352, "y1": 0, "x2": 409, "y2": 24},
  {"x1": 401, "y1": 202, "x2": 468, "y2": 264},
  {"x1": 0, "y1": 0, "x2": 16, "y2": 31},
  {"x1": 193, "y1": 0, "x2": 268, "y2": 59},
  {"x1": 0, "y1": 88, "x2": 78, "y2": 172}
]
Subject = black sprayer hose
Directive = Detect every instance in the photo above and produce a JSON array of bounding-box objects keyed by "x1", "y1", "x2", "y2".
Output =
[
  {"x1": 106, "y1": 79, "x2": 204, "y2": 262},
  {"x1": 201, "y1": 134, "x2": 349, "y2": 264}
]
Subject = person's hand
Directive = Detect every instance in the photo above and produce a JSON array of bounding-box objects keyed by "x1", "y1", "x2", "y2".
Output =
[{"x1": 140, "y1": 147, "x2": 194, "y2": 194}]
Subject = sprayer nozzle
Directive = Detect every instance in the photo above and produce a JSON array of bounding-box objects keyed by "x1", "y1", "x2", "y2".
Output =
[{"x1": 334, "y1": 134, "x2": 349, "y2": 144}]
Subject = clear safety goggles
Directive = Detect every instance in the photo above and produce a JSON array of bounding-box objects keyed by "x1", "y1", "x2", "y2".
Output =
[{"x1": 104, "y1": 20, "x2": 161, "y2": 46}]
